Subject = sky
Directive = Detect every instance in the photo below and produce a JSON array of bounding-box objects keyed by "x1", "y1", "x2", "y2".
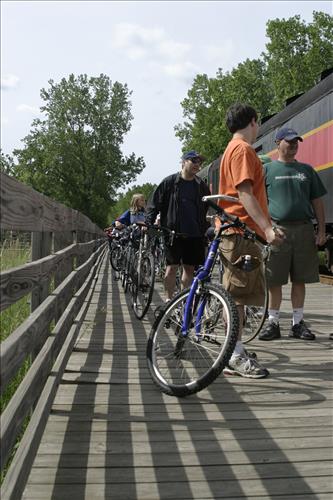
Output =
[{"x1": 1, "y1": 1, "x2": 332, "y2": 189}]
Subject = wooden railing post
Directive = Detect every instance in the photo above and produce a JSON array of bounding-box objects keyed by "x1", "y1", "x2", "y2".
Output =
[
  {"x1": 30, "y1": 231, "x2": 53, "y2": 358},
  {"x1": 30, "y1": 232, "x2": 53, "y2": 312}
]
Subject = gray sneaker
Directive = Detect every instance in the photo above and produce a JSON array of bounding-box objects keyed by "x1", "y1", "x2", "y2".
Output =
[
  {"x1": 243, "y1": 348, "x2": 257, "y2": 360},
  {"x1": 223, "y1": 355, "x2": 269, "y2": 379}
]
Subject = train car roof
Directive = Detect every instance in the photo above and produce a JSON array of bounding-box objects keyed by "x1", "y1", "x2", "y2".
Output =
[{"x1": 257, "y1": 71, "x2": 333, "y2": 140}]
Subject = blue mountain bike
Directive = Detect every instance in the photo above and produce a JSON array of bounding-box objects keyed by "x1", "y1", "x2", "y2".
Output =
[{"x1": 146, "y1": 195, "x2": 267, "y2": 397}]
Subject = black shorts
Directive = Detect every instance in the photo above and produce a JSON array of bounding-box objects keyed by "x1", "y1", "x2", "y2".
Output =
[{"x1": 165, "y1": 237, "x2": 206, "y2": 266}]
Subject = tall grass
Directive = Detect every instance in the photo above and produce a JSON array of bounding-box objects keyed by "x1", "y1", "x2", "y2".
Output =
[
  {"x1": 1, "y1": 237, "x2": 32, "y2": 402},
  {"x1": 1, "y1": 237, "x2": 32, "y2": 405},
  {"x1": 0, "y1": 238, "x2": 33, "y2": 481},
  {"x1": 0, "y1": 236, "x2": 31, "y2": 272}
]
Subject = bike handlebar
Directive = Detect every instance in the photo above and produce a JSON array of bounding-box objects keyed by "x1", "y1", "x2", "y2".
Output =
[
  {"x1": 203, "y1": 194, "x2": 239, "y2": 203},
  {"x1": 203, "y1": 198, "x2": 267, "y2": 246}
]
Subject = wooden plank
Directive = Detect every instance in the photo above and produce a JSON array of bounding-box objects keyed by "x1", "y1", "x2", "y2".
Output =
[
  {"x1": 60, "y1": 371, "x2": 333, "y2": 385},
  {"x1": 31, "y1": 447, "x2": 333, "y2": 468},
  {"x1": 38, "y1": 426, "x2": 332, "y2": 443},
  {"x1": 42, "y1": 414, "x2": 331, "y2": 432},
  {"x1": 46, "y1": 405, "x2": 333, "y2": 421},
  {"x1": 26, "y1": 460, "x2": 333, "y2": 483},
  {"x1": 51, "y1": 387, "x2": 333, "y2": 405},
  {"x1": 20, "y1": 476, "x2": 333, "y2": 499},
  {"x1": 34, "y1": 435, "x2": 332, "y2": 455}
]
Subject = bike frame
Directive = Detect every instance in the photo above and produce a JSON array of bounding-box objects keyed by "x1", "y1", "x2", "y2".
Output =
[{"x1": 181, "y1": 220, "x2": 235, "y2": 337}]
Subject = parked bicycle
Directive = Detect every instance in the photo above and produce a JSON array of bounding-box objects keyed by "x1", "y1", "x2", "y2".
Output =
[
  {"x1": 206, "y1": 197, "x2": 269, "y2": 344},
  {"x1": 131, "y1": 224, "x2": 156, "y2": 319},
  {"x1": 133, "y1": 224, "x2": 181, "y2": 319},
  {"x1": 146, "y1": 195, "x2": 268, "y2": 397}
]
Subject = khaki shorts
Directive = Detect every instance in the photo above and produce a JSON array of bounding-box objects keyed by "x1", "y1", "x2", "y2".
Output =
[
  {"x1": 219, "y1": 234, "x2": 265, "y2": 306},
  {"x1": 266, "y1": 221, "x2": 319, "y2": 286}
]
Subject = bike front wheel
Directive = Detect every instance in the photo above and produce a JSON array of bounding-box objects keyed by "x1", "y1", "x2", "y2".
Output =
[{"x1": 146, "y1": 284, "x2": 239, "y2": 397}]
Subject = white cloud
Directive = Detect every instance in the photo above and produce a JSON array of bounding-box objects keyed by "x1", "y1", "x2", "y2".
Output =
[
  {"x1": 111, "y1": 23, "x2": 193, "y2": 78},
  {"x1": 162, "y1": 61, "x2": 199, "y2": 80},
  {"x1": 203, "y1": 40, "x2": 235, "y2": 69},
  {"x1": 111, "y1": 23, "x2": 164, "y2": 59},
  {"x1": 1, "y1": 74, "x2": 20, "y2": 90},
  {"x1": 158, "y1": 40, "x2": 191, "y2": 61},
  {"x1": 16, "y1": 104, "x2": 40, "y2": 114}
]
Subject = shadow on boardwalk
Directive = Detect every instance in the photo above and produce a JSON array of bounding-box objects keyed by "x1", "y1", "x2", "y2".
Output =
[{"x1": 23, "y1": 256, "x2": 333, "y2": 499}]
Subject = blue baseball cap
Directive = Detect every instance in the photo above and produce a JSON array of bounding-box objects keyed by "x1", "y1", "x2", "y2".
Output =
[
  {"x1": 182, "y1": 150, "x2": 205, "y2": 161},
  {"x1": 275, "y1": 127, "x2": 303, "y2": 142}
]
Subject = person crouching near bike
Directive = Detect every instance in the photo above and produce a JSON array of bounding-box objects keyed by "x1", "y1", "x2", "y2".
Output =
[
  {"x1": 218, "y1": 103, "x2": 284, "y2": 379},
  {"x1": 145, "y1": 150, "x2": 211, "y2": 301}
]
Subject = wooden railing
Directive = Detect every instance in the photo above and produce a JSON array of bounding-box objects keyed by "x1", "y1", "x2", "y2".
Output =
[{"x1": 0, "y1": 172, "x2": 107, "y2": 499}]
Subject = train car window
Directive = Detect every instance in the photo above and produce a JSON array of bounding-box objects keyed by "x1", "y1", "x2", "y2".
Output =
[
  {"x1": 261, "y1": 113, "x2": 276, "y2": 124},
  {"x1": 285, "y1": 93, "x2": 304, "y2": 106}
]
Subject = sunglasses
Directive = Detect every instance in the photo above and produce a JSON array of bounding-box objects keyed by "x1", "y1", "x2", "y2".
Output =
[{"x1": 190, "y1": 158, "x2": 203, "y2": 164}]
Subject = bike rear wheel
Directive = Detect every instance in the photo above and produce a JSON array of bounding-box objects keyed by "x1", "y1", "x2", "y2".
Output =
[
  {"x1": 146, "y1": 284, "x2": 239, "y2": 397},
  {"x1": 110, "y1": 246, "x2": 121, "y2": 271},
  {"x1": 242, "y1": 284, "x2": 268, "y2": 344},
  {"x1": 132, "y1": 253, "x2": 155, "y2": 320},
  {"x1": 122, "y1": 247, "x2": 132, "y2": 293}
]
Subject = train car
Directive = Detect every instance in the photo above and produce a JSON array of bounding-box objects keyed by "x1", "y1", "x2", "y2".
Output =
[
  {"x1": 198, "y1": 156, "x2": 222, "y2": 194},
  {"x1": 198, "y1": 69, "x2": 333, "y2": 270}
]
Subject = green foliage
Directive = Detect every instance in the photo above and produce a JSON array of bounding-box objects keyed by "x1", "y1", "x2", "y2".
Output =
[
  {"x1": 108, "y1": 183, "x2": 157, "y2": 224},
  {"x1": 0, "y1": 149, "x2": 15, "y2": 175},
  {"x1": 264, "y1": 12, "x2": 333, "y2": 109},
  {"x1": 175, "y1": 11, "x2": 333, "y2": 163},
  {"x1": 175, "y1": 59, "x2": 271, "y2": 161},
  {"x1": 13, "y1": 74, "x2": 145, "y2": 227}
]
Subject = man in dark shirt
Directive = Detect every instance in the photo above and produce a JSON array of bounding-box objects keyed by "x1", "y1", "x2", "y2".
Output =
[{"x1": 146, "y1": 150, "x2": 211, "y2": 300}]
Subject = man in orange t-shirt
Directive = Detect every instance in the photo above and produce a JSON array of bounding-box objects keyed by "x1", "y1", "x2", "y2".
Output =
[{"x1": 218, "y1": 103, "x2": 284, "y2": 379}]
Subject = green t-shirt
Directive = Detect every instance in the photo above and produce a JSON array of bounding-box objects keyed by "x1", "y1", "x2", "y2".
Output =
[{"x1": 264, "y1": 160, "x2": 327, "y2": 221}]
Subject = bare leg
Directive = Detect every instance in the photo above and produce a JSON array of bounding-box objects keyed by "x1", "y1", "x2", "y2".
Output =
[
  {"x1": 291, "y1": 282, "x2": 306, "y2": 308},
  {"x1": 181, "y1": 264, "x2": 195, "y2": 289},
  {"x1": 268, "y1": 285, "x2": 283, "y2": 310},
  {"x1": 164, "y1": 265, "x2": 178, "y2": 300}
]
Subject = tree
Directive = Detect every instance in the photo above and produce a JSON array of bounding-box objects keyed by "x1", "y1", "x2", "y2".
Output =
[
  {"x1": 175, "y1": 11, "x2": 333, "y2": 163},
  {"x1": 0, "y1": 150, "x2": 15, "y2": 175},
  {"x1": 13, "y1": 74, "x2": 145, "y2": 227},
  {"x1": 264, "y1": 12, "x2": 333, "y2": 109},
  {"x1": 108, "y1": 183, "x2": 157, "y2": 224},
  {"x1": 175, "y1": 58, "x2": 271, "y2": 161}
]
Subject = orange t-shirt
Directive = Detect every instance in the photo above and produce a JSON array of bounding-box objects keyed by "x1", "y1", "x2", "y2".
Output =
[{"x1": 218, "y1": 138, "x2": 270, "y2": 239}]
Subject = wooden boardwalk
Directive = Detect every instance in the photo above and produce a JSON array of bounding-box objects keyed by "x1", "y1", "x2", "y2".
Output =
[{"x1": 22, "y1": 254, "x2": 333, "y2": 499}]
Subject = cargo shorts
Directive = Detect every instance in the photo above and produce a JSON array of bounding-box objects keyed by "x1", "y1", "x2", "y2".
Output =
[
  {"x1": 219, "y1": 234, "x2": 265, "y2": 306},
  {"x1": 265, "y1": 221, "x2": 319, "y2": 286}
]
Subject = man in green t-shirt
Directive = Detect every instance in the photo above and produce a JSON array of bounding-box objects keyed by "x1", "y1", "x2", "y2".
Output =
[{"x1": 259, "y1": 127, "x2": 327, "y2": 341}]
